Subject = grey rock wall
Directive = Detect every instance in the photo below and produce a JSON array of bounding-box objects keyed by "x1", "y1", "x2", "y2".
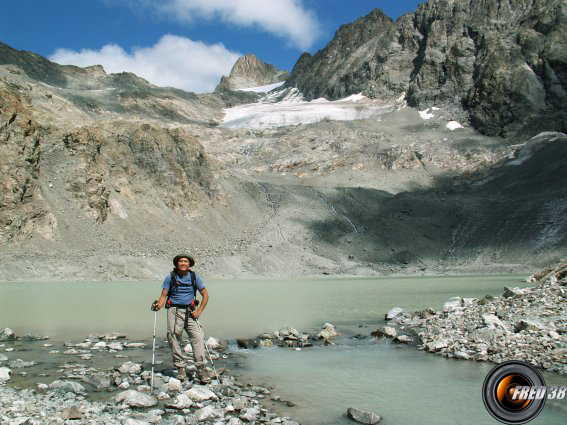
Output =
[{"x1": 285, "y1": 0, "x2": 567, "y2": 137}]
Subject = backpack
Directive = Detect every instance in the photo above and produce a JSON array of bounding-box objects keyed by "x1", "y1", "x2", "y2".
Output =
[{"x1": 165, "y1": 270, "x2": 200, "y2": 310}]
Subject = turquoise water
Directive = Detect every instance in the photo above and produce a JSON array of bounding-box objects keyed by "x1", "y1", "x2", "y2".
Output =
[{"x1": 1, "y1": 275, "x2": 564, "y2": 424}]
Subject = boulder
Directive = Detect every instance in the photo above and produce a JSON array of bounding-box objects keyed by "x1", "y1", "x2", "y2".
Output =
[
  {"x1": 233, "y1": 398, "x2": 248, "y2": 411},
  {"x1": 166, "y1": 377, "x2": 183, "y2": 392},
  {"x1": 49, "y1": 380, "x2": 86, "y2": 394},
  {"x1": 8, "y1": 359, "x2": 36, "y2": 368},
  {"x1": 206, "y1": 336, "x2": 224, "y2": 350},
  {"x1": 0, "y1": 367, "x2": 12, "y2": 381},
  {"x1": 503, "y1": 286, "x2": 525, "y2": 298},
  {"x1": 237, "y1": 339, "x2": 260, "y2": 349},
  {"x1": 240, "y1": 407, "x2": 261, "y2": 422},
  {"x1": 515, "y1": 320, "x2": 545, "y2": 333},
  {"x1": 482, "y1": 314, "x2": 508, "y2": 332},
  {"x1": 118, "y1": 362, "x2": 142, "y2": 375},
  {"x1": 62, "y1": 405, "x2": 82, "y2": 420},
  {"x1": 0, "y1": 328, "x2": 16, "y2": 341},
  {"x1": 165, "y1": 394, "x2": 193, "y2": 410},
  {"x1": 393, "y1": 335, "x2": 413, "y2": 344},
  {"x1": 185, "y1": 385, "x2": 217, "y2": 401},
  {"x1": 20, "y1": 334, "x2": 49, "y2": 341},
  {"x1": 425, "y1": 338, "x2": 449, "y2": 352},
  {"x1": 346, "y1": 407, "x2": 381, "y2": 424},
  {"x1": 114, "y1": 390, "x2": 158, "y2": 408},
  {"x1": 317, "y1": 323, "x2": 338, "y2": 340},
  {"x1": 195, "y1": 405, "x2": 223, "y2": 421},
  {"x1": 385, "y1": 307, "x2": 404, "y2": 321},
  {"x1": 371, "y1": 326, "x2": 397, "y2": 338},
  {"x1": 279, "y1": 326, "x2": 299, "y2": 338}
]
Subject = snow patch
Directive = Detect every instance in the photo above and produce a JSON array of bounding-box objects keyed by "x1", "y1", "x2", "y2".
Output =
[
  {"x1": 221, "y1": 89, "x2": 404, "y2": 129},
  {"x1": 419, "y1": 108, "x2": 435, "y2": 120},
  {"x1": 446, "y1": 121, "x2": 463, "y2": 130},
  {"x1": 238, "y1": 81, "x2": 285, "y2": 93}
]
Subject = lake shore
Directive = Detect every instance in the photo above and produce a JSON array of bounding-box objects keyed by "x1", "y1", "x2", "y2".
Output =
[
  {"x1": 389, "y1": 259, "x2": 567, "y2": 374},
  {"x1": 0, "y1": 330, "x2": 302, "y2": 425}
]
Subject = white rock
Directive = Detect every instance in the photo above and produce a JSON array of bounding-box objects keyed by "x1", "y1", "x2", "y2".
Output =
[
  {"x1": 119, "y1": 381, "x2": 130, "y2": 389},
  {"x1": 167, "y1": 377, "x2": 182, "y2": 392},
  {"x1": 426, "y1": 338, "x2": 449, "y2": 352},
  {"x1": 240, "y1": 407, "x2": 260, "y2": 422},
  {"x1": 114, "y1": 390, "x2": 158, "y2": 408},
  {"x1": 278, "y1": 326, "x2": 299, "y2": 338},
  {"x1": 206, "y1": 337, "x2": 223, "y2": 350},
  {"x1": 119, "y1": 361, "x2": 142, "y2": 375},
  {"x1": 317, "y1": 323, "x2": 338, "y2": 340},
  {"x1": 385, "y1": 307, "x2": 404, "y2": 320},
  {"x1": 165, "y1": 394, "x2": 193, "y2": 410},
  {"x1": 482, "y1": 314, "x2": 508, "y2": 332},
  {"x1": 394, "y1": 335, "x2": 413, "y2": 344},
  {"x1": 108, "y1": 342, "x2": 124, "y2": 350},
  {"x1": 92, "y1": 341, "x2": 107, "y2": 350},
  {"x1": 0, "y1": 328, "x2": 16, "y2": 341},
  {"x1": 195, "y1": 405, "x2": 222, "y2": 421},
  {"x1": 48, "y1": 380, "x2": 85, "y2": 393},
  {"x1": 157, "y1": 392, "x2": 170, "y2": 400},
  {"x1": 185, "y1": 385, "x2": 217, "y2": 401},
  {"x1": 0, "y1": 354, "x2": 8, "y2": 362},
  {"x1": 0, "y1": 367, "x2": 12, "y2": 381},
  {"x1": 184, "y1": 343, "x2": 193, "y2": 353},
  {"x1": 446, "y1": 121, "x2": 463, "y2": 130}
]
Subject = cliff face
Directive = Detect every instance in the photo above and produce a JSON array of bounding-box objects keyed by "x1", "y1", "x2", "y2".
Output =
[
  {"x1": 0, "y1": 46, "x2": 220, "y2": 248},
  {"x1": 215, "y1": 54, "x2": 288, "y2": 91},
  {"x1": 285, "y1": 0, "x2": 567, "y2": 137}
]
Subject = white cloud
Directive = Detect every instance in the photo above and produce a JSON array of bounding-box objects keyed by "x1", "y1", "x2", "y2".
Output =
[
  {"x1": 141, "y1": 0, "x2": 321, "y2": 49},
  {"x1": 50, "y1": 34, "x2": 241, "y2": 93}
]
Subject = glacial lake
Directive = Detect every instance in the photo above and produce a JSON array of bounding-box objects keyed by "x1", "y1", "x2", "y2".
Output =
[{"x1": 1, "y1": 275, "x2": 565, "y2": 424}]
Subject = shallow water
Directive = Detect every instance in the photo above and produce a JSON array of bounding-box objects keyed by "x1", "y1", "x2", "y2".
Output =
[{"x1": 1, "y1": 275, "x2": 565, "y2": 424}]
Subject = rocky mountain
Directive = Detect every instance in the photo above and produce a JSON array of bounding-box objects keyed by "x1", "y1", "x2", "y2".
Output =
[
  {"x1": 215, "y1": 54, "x2": 288, "y2": 92},
  {"x1": 285, "y1": 0, "x2": 567, "y2": 138},
  {"x1": 0, "y1": 0, "x2": 566, "y2": 281}
]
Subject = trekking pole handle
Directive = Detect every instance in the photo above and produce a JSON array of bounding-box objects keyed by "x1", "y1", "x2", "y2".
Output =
[{"x1": 151, "y1": 300, "x2": 159, "y2": 311}]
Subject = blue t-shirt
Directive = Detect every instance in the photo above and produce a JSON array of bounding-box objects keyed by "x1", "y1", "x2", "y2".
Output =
[{"x1": 162, "y1": 272, "x2": 205, "y2": 306}]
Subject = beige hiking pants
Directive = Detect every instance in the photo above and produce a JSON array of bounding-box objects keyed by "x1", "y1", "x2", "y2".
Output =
[{"x1": 166, "y1": 307, "x2": 206, "y2": 369}]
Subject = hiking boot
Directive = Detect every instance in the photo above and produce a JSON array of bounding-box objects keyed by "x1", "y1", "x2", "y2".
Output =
[
  {"x1": 197, "y1": 366, "x2": 211, "y2": 384},
  {"x1": 176, "y1": 367, "x2": 187, "y2": 381}
]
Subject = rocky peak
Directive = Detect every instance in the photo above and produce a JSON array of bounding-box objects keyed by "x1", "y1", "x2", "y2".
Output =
[
  {"x1": 215, "y1": 54, "x2": 288, "y2": 92},
  {"x1": 285, "y1": 0, "x2": 567, "y2": 138}
]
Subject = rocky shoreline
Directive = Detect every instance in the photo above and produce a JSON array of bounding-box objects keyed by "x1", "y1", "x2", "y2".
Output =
[
  {"x1": 377, "y1": 259, "x2": 567, "y2": 374},
  {"x1": 0, "y1": 329, "x2": 304, "y2": 425}
]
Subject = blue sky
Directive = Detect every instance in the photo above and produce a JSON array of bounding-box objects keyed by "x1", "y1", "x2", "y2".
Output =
[{"x1": 0, "y1": 0, "x2": 425, "y2": 92}]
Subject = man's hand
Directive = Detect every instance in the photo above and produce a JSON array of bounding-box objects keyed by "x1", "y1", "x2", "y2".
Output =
[
  {"x1": 190, "y1": 310, "x2": 201, "y2": 319},
  {"x1": 151, "y1": 301, "x2": 160, "y2": 311}
]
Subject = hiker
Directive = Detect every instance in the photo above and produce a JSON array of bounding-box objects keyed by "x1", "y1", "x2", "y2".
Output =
[{"x1": 151, "y1": 254, "x2": 210, "y2": 383}]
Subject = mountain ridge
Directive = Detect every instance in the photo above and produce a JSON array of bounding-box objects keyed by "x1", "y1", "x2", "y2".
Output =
[{"x1": 285, "y1": 0, "x2": 567, "y2": 138}]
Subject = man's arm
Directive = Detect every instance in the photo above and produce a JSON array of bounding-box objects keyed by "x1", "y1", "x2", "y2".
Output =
[
  {"x1": 191, "y1": 288, "x2": 208, "y2": 319},
  {"x1": 152, "y1": 289, "x2": 169, "y2": 311}
]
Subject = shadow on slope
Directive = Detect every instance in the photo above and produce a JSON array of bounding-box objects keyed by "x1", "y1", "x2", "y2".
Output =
[{"x1": 306, "y1": 133, "x2": 567, "y2": 270}]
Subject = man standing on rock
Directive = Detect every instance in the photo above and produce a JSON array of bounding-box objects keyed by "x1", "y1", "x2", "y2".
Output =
[{"x1": 152, "y1": 254, "x2": 211, "y2": 384}]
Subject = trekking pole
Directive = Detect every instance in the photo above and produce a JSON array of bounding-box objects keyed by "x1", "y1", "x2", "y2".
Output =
[
  {"x1": 195, "y1": 319, "x2": 220, "y2": 383},
  {"x1": 150, "y1": 304, "x2": 158, "y2": 393}
]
